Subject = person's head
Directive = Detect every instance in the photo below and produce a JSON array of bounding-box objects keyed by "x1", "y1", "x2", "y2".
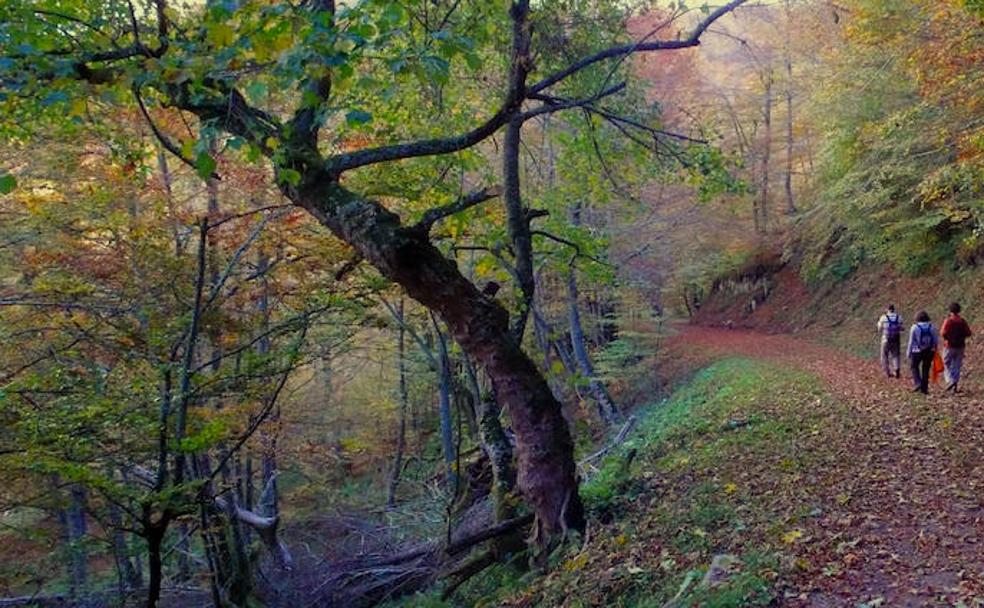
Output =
[
  {"x1": 887, "y1": 304, "x2": 896, "y2": 313},
  {"x1": 916, "y1": 311, "x2": 930, "y2": 323},
  {"x1": 949, "y1": 302, "x2": 961, "y2": 315}
]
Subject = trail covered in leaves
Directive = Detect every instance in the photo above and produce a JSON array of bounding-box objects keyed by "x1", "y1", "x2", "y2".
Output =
[{"x1": 677, "y1": 325, "x2": 984, "y2": 606}]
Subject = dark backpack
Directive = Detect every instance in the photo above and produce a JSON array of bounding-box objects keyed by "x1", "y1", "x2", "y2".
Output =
[
  {"x1": 917, "y1": 324, "x2": 935, "y2": 351},
  {"x1": 885, "y1": 314, "x2": 901, "y2": 338}
]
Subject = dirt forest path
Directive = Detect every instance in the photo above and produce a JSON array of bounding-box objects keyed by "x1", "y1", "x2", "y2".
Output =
[{"x1": 671, "y1": 325, "x2": 984, "y2": 606}]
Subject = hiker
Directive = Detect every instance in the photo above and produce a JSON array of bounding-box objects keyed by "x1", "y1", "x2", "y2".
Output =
[
  {"x1": 907, "y1": 311, "x2": 939, "y2": 394},
  {"x1": 876, "y1": 304, "x2": 903, "y2": 378},
  {"x1": 940, "y1": 302, "x2": 972, "y2": 393}
]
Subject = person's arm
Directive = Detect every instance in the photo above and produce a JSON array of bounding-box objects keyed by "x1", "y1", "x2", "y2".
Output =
[
  {"x1": 906, "y1": 326, "x2": 916, "y2": 357},
  {"x1": 877, "y1": 315, "x2": 884, "y2": 334}
]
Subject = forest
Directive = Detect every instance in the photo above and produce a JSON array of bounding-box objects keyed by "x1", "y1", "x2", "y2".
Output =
[{"x1": 1, "y1": 0, "x2": 984, "y2": 606}]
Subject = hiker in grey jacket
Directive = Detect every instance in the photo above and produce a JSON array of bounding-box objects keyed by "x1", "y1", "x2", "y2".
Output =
[
  {"x1": 877, "y1": 304, "x2": 903, "y2": 378},
  {"x1": 907, "y1": 310, "x2": 939, "y2": 394}
]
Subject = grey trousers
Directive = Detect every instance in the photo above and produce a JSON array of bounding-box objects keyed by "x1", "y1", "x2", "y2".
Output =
[
  {"x1": 881, "y1": 337, "x2": 901, "y2": 375},
  {"x1": 944, "y1": 346, "x2": 965, "y2": 386}
]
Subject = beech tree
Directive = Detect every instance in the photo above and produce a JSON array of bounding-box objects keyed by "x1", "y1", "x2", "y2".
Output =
[{"x1": 0, "y1": 0, "x2": 748, "y2": 551}]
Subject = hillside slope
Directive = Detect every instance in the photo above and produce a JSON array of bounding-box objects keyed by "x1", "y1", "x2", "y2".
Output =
[
  {"x1": 400, "y1": 324, "x2": 984, "y2": 607},
  {"x1": 696, "y1": 263, "x2": 984, "y2": 361}
]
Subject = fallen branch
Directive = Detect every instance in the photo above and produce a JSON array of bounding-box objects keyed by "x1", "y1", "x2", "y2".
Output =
[
  {"x1": 579, "y1": 415, "x2": 638, "y2": 470},
  {"x1": 214, "y1": 478, "x2": 293, "y2": 570},
  {"x1": 440, "y1": 550, "x2": 497, "y2": 600}
]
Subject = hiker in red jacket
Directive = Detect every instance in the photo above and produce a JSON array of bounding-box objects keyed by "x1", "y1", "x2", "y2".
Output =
[{"x1": 940, "y1": 302, "x2": 972, "y2": 393}]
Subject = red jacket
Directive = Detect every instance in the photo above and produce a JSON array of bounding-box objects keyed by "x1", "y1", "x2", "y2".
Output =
[{"x1": 941, "y1": 314, "x2": 972, "y2": 348}]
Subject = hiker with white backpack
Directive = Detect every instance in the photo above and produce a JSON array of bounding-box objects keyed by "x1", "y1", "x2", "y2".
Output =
[
  {"x1": 877, "y1": 304, "x2": 903, "y2": 378},
  {"x1": 907, "y1": 310, "x2": 940, "y2": 395}
]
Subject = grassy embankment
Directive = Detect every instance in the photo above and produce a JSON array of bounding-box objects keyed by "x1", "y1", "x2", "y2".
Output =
[{"x1": 396, "y1": 357, "x2": 849, "y2": 607}]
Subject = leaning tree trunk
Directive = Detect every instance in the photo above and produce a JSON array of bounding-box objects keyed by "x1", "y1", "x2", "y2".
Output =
[
  {"x1": 292, "y1": 177, "x2": 585, "y2": 539},
  {"x1": 566, "y1": 265, "x2": 619, "y2": 425}
]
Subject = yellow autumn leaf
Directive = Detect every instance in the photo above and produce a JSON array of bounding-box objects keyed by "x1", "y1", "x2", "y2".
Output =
[
  {"x1": 207, "y1": 23, "x2": 235, "y2": 48},
  {"x1": 724, "y1": 482, "x2": 738, "y2": 494},
  {"x1": 563, "y1": 553, "x2": 590, "y2": 572},
  {"x1": 474, "y1": 257, "x2": 495, "y2": 276},
  {"x1": 69, "y1": 99, "x2": 87, "y2": 118},
  {"x1": 782, "y1": 529, "x2": 804, "y2": 544}
]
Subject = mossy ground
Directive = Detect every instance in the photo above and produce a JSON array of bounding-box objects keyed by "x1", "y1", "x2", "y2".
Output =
[{"x1": 396, "y1": 357, "x2": 851, "y2": 607}]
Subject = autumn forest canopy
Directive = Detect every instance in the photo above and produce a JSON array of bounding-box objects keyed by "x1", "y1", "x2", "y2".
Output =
[{"x1": 1, "y1": 0, "x2": 984, "y2": 606}]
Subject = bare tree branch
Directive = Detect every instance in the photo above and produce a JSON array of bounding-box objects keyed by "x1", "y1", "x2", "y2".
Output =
[
  {"x1": 133, "y1": 85, "x2": 219, "y2": 179},
  {"x1": 410, "y1": 186, "x2": 502, "y2": 235},
  {"x1": 520, "y1": 82, "x2": 627, "y2": 121},
  {"x1": 528, "y1": 0, "x2": 749, "y2": 95}
]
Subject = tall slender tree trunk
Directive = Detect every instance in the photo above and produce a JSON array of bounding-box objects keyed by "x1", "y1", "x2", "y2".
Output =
[
  {"x1": 175, "y1": 523, "x2": 192, "y2": 582},
  {"x1": 504, "y1": 118, "x2": 536, "y2": 342},
  {"x1": 432, "y1": 316, "x2": 458, "y2": 490},
  {"x1": 109, "y1": 503, "x2": 140, "y2": 592},
  {"x1": 387, "y1": 299, "x2": 409, "y2": 507},
  {"x1": 758, "y1": 71, "x2": 774, "y2": 233},
  {"x1": 257, "y1": 251, "x2": 280, "y2": 518},
  {"x1": 533, "y1": 305, "x2": 577, "y2": 376},
  {"x1": 65, "y1": 485, "x2": 88, "y2": 603},
  {"x1": 292, "y1": 178, "x2": 585, "y2": 538},
  {"x1": 145, "y1": 521, "x2": 166, "y2": 608},
  {"x1": 320, "y1": 341, "x2": 333, "y2": 409},
  {"x1": 567, "y1": 267, "x2": 619, "y2": 424},
  {"x1": 783, "y1": 0, "x2": 796, "y2": 215},
  {"x1": 156, "y1": 147, "x2": 183, "y2": 257},
  {"x1": 566, "y1": 204, "x2": 618, "y2": 424}
]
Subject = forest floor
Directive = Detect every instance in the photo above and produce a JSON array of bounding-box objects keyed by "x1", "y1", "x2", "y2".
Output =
[
  {"x1": 460, "y1": 324, "x2": 984, "y2": 608},
  {"x1": 678, "y1": 325, "x2": 984, "y2": 607}
]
